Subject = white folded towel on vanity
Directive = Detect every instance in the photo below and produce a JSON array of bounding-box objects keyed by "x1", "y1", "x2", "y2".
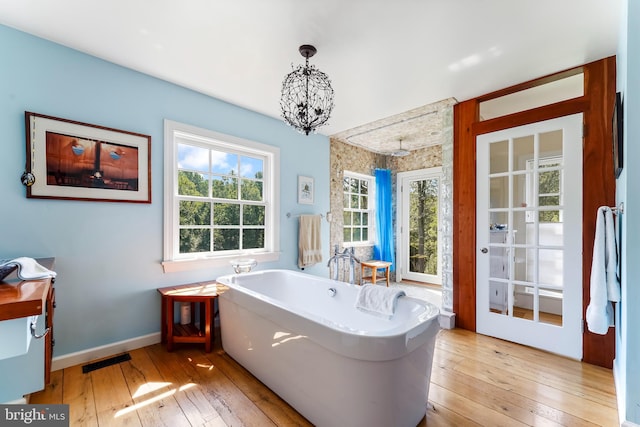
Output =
[
  {"x1": 355, "y1": 284, "x2": 405, "y2": 319},
  {"x1": 0, "y1": 257, "x2": 57, "y2": 280},
  {"x1": 586, "y1": 206, "x2": 620, "y2": 335}
]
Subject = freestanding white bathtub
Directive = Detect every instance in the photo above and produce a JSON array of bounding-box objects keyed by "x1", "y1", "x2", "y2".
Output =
[{"x1": 216, "y1": 269, "x2": 440, "y2": 427}]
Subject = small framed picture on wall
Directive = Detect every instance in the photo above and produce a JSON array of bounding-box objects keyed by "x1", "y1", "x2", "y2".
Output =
[{"x1": 298, "y1": 175, "x2": 314, "y2": 205}]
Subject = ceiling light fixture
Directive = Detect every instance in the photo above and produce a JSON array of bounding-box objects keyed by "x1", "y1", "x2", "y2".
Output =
[
  {"x1": 280, "y1": 44, "x2": 334, "y2": 136},
  {"x1": 391, "y1": 138, "x2": 410, "y2": 157}
]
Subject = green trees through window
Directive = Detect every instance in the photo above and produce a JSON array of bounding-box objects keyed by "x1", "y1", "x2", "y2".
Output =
[
  {"x1": 177, "y1": 143, "x2": 266, "y2": 254},
  {"x1": 409, "y1": 178, "x2": 439, "y2": 276}
]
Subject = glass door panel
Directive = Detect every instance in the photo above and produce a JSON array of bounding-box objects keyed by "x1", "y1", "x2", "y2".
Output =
[{"x1": 476, "y1": 114, "x2": 583, "y2": 360}]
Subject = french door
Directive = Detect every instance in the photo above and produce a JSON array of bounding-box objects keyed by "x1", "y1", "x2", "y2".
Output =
[
  {"x1": 476, "y1": 114, "x2": 583, "y2": 359},
  {"x1": 397, "y1": 168, "x2": 442, "y2": 284}
]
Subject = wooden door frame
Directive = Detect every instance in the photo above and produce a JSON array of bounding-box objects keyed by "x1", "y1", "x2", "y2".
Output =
[{"x1": 453, "y1": 56, "x2": 616, "y2": 368}]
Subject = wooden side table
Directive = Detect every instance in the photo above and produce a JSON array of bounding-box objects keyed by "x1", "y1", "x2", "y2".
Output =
[
  {"x1": 361, "y1": 260, "x2": 392, "y2": 287},
  {"x1": 157, "y1": 282, "x2": 221, "y2": 352}
]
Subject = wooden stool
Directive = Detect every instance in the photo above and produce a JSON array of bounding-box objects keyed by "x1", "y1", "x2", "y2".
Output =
[
  {"x1": 157, "y1": 282, "x2": 221, "y2": 352},
  {"x1": 360, "y1": 260, "x2": 392, "y2": 286}
]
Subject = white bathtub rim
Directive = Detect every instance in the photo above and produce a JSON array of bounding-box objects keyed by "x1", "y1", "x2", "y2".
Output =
[
  {"x1": 217, "y1": 269, "x2": 439, "y2": 338},
  {"x1": 218, "y1": 270, "x2": 441, "y2": 361}
]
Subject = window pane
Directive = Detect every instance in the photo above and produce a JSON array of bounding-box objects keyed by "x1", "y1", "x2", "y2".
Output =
[
  {"x1": 240, "y1": 156, "x2": 263, "y2": 179},
  {"x1": 344, "y1": 228, "x2": 352, "y2": 242},
  {"x1": 241, "y1": 179, "x2": 263, "y2": 201},
  {"x1": 211, "y1": 151, "x2": 237, "y2": 175},
  {"x1": 353, "y1": 228, "x2": 361, "y2": 241},
  {"x1": 243, "y1": 205, "x2": 265, "y2": 225},
  {"x1": 243, "y1": 229, "x2": 264, "y2": 249},
  {"x1": 360, "y1": 180, "x2": 368, "y2": 194},
  {"x1": 353, "y1": 212, "x2": 361, "y2": 226},
  {"x1": 539, "y1": 195, "x2": 560, "y2": 207},
  {"x1": 343, "y1": 193, "x2": 349, "y2": 208},
  {"x1": 178, "y1": 144, "x2": 209, "y2": 173},
  {"x1": 180, "y1": 201, "x2": 210, "y2": 225},
  {"x1": 213, "y1": 203, "x2": 240, "y2": 225},
  {"x1": 539, "y1": 170, "x2": 560, "y2": 194},
  {"x1": 513, "y1": 135, "x2": 534, "y2": 172},
  {"x1": 362, "y1": 228, "x2": 368, "y2": 241},
  {"x1": 540, "y1": 130, "x2": 563, "y2": 159},
  {"x1": 343, "y1": 211, "x2": 352, "y2": 225},
  {"x1": 343, "y1": 177, "x2": 350, "y2": 192},
  {"x1": 539, "y1": 210, "x2": 561, "y2": 223},
  {"x1": 513, "y1": 174, "x2": 528, "y2": 208},
  {"x1": 212, "y1": 176, "x2": 238, "y2": 199},
  {"x1": 539, "y1": 249, "x2": 563, "y2": 286},
  {"x1": 351, "y1": 194, "x2": 359, "y2": 209},
  {"x1": 213, "y1": 229, "x2": 239, "y2": 251},
  {"x1": 540, "y1": 221, "x2": 563, "y2": 246},
  {"x1": 360, "y1": 195, "x2": 368, "y2": 209},
  {"x1": 350, "y1": 178, "x2": 359, "y2": 193},
  {"x1": 179, "y1": 228, "x2": 210, "y2": 253},
  {"x1": 178, "y1": 171, "x2": 208, "y2": 197},
  {"x1": 490, "y1": 176, "x2": 508, "y2": 209},
  {"x1": 489, "y1": 140, "x2": 508, "y2": 174},
  {"x1": 362, "y1": 212, "x2": 368, "y2": 225}
]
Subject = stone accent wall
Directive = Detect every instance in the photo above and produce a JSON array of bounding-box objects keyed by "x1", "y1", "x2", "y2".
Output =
[
  {"x1": 329, "y1": 136, "x2": 444, "y2": 284},
  {"x1": 328, "y1": 138, "x2": 381, "y2": 283}
]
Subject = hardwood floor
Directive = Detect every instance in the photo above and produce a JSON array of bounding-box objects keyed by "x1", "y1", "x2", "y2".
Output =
[{"x1": 31, "y1": 328, "x2": 618, "y2": 426}]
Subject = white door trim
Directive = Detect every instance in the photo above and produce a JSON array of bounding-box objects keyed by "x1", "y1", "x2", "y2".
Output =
[{"x1": 396, "y1": 167, "x2": 442, "y2": 284}]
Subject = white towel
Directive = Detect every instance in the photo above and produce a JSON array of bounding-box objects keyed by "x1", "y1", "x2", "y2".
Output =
[
  {"x1": 0, "y1": 257, "x2": 57, "y2": 280},
  {"x1": 355, "y1": 284, "x2": 406, "y2": 319},
  {"x1": 586, "y1": 206, "x2": 620, "y2": 335},
  {"x1": 298, "y1": 215, "x2": 322, "y2": 268}
]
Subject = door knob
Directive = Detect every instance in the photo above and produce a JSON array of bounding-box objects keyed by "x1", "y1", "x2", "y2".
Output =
[{"x1": 481, "y1": 247, "x2": 488, "y2": 254}]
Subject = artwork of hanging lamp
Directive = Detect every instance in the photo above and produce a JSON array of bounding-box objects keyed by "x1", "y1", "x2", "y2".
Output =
[{"x1": 280, "y1": 44, "x2": 334, "y2": 135}]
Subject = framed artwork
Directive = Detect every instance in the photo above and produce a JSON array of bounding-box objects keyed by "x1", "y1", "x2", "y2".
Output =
[
  {"x1": 612, "y1": 92, "x2": 623, "y2": 179},
  {"x1": 297, "y1": 175, "x2": 314, "y2": 205},
  {"x1": 24, "y1": 112, "x2": 151, "y2": 203}
]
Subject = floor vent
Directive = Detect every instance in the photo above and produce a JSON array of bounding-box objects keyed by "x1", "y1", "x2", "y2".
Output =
[{"x1": 82, "y1": 353, "x2": 132, "y2": 374}]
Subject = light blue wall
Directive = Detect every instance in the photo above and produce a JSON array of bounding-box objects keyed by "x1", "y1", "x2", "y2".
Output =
[
  {"x1": 615, "y1": 0, "x2": 640, "y2": 423},
  {"x1": 0, "y1": 25, "x2": 330, "y2": 362}
]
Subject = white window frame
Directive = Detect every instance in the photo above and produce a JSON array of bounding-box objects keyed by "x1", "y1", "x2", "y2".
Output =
[
  {"x1": 162, "y1": 120, "x2": 280, "y2": 273},
  {"x1": 342, "y1": 171, "x2": 375, "y2": 247}
]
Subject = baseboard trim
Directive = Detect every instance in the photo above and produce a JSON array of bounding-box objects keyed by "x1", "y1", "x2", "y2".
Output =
[{"x1": 51, "y1": 332, "x2": 161, "y2": 372}]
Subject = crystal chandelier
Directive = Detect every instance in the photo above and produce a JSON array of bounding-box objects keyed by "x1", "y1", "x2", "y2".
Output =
[{"x1": 280, "y1": 45, "x2": 334, "y2": 135}]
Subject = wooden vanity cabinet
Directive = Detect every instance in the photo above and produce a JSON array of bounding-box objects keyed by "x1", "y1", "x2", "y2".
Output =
[{"x1": 0, "y1": 258, "x2": 55, "y2": 393}]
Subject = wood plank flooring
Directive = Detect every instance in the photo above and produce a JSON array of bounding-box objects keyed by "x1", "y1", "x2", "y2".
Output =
[{"x1": 31, "y1": 328, "x2": 618, "y2": 426}]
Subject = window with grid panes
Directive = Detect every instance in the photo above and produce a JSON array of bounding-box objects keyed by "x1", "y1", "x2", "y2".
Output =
[
  {"x1": 163, "y1": 120, "x2": 280, "y2": 272},
  {"x1": 343, "y1": 172, "x2": 374, "y2": 245}
]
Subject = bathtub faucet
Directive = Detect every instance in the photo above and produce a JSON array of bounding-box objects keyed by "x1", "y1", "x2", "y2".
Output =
[{"x1": 327, "y1": 245, "x2": 360, "y2": 284}]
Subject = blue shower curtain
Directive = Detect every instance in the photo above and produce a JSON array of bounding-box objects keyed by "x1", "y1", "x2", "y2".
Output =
[{"x1": 374, "y1": 168, "x2": 395, "y2": 271}]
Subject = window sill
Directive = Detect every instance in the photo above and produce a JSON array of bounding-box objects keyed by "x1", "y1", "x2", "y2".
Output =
[
  {"x1": 162, "y1": 252, "x2": 280, "y2": 273},
  {"x1": 342, "y1": 242, "x2": 374, "y2": 248}
]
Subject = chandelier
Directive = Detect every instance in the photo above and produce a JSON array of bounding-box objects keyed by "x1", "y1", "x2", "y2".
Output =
[{"x1": 280, "y1": 44, "x2": 334, "y2": 135}]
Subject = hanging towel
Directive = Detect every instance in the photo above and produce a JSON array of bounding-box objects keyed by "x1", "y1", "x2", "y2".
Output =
[
  {"x1": 0, "y1": 257, "x2": 57, "y2": 280},
  {"x1": 298, "y1": 215, "x2": 322, "y2": 268},
  {"x1": 586, "y1": 206, "x2": 620, "y2": 335},
  {"x1": 355, "y1": 284, "x2": 406, "y2": 319}
]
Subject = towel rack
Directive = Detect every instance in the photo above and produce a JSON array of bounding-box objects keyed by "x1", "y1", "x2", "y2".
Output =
[
  {"x1": 286, "y1": 212, "x2": 324, "y2": 219},
  {"x1": 611, "y1": 202, "x2": 624, "y2": 215}
]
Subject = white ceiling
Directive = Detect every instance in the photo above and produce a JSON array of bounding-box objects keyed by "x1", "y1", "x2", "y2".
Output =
[{"x1": 0, "y1": 0, "x2": 621, "y2": 150}]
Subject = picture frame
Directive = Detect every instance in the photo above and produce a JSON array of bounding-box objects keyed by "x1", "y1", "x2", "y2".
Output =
[
  {"x1": 612, "y1": 92, "x2": 623, "y2": 179},
  {"x1": 25, "y1": 112, "x2": 151, "y2": 203},
  {"x1": 297, "y1": 175, "x2": 314, "y2": 205}
]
